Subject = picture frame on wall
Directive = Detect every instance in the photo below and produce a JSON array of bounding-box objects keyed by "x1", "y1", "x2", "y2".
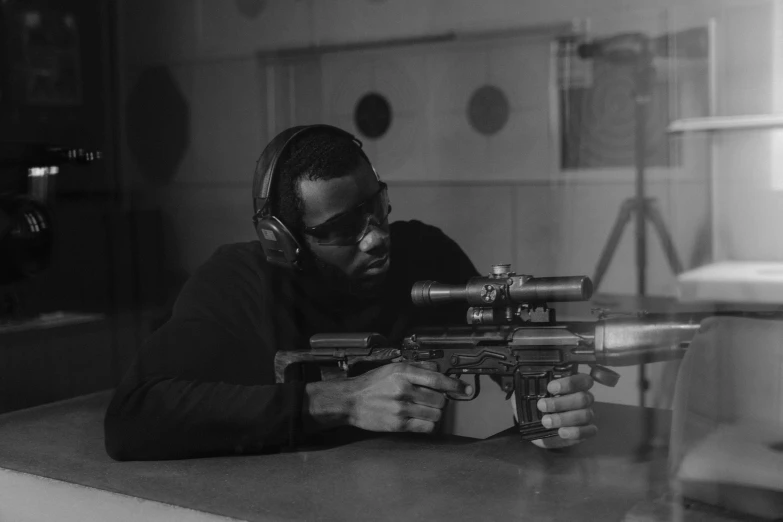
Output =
[
  {"x1": 4, "y1": 4, "x2": 83, "y2": 107},
  {"x1": 0, "y1": 0, "x2": 107, "y2": 145}
]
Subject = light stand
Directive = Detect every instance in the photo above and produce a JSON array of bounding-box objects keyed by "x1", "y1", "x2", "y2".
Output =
[{"x1": 578, "y1": 34, "x2": 683, "y2": 460}]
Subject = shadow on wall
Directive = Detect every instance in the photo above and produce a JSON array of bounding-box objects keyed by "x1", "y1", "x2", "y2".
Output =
[
  {"x1": 131, "y1": 206, "x2": 190, "y2": 331},
  {"x1": 124, "y1": 65, "x2": 193, "y2": 329},
  {"x1": 125, "y1": 66, "x2": 190, "y2": 186}
]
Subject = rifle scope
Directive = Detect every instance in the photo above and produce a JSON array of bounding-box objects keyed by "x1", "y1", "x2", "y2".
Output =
[{"x1": 411, "y1": 273, "x2": 593, "y2": 307}]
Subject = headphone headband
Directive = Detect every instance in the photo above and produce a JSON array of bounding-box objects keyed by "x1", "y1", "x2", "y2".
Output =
[
  {"x1": 251, "y1": 124, "x2": 376, "y2": 270},
  {"x1": 252, "y1": 124, "x2": 370, "y2": 219}
]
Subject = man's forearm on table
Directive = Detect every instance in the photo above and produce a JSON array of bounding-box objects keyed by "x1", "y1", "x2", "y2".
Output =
[{"x1": 106, "y1": 376, "x2": 309, "y2": 459}]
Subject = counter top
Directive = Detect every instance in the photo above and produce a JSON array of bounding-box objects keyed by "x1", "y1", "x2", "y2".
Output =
[{"x1": 0, "y1": 392, "x2": 672, "y2": 521}]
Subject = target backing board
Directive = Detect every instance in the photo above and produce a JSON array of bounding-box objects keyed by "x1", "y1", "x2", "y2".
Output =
[
  {"x1": 558, "y1": 48, "x2": 676, "y2": 170},
  {"x1": 316, "y1": 34, "x2": 558, "y2": 182},
  {"x1": 320, "y1": 49, "x2": 430, "y2": 180}
]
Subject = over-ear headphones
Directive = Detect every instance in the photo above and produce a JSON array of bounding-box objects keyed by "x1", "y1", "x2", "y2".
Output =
[{"x1": 252, "y1": 124, "x2": 375, "y2": 270}]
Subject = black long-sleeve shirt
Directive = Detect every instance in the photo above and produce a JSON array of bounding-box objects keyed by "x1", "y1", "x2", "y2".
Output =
[{"x1": 105, "y1": 220, "x2": 479, "y2": 460}]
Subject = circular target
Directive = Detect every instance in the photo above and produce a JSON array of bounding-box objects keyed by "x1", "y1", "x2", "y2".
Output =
[
  {"x1": 354, "y1": 92, "x2": 392, "y2": 140},
  {"x1": 573, "y1": 61, "x2": 669, "y2": 167},
  {"x1": 234, "y1": 0, "x2": 266, "y2": 19},
  {"x1": 467, "y1": 85, "x2": 510, "y2": 136}
]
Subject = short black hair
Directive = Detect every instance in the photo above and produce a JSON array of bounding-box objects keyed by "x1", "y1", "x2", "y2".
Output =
[{"x1": 271, "y1": 129, "x2": 367, "y2": 234}]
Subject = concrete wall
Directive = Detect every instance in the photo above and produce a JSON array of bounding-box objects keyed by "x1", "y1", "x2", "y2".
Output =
[{"x1": 116, "y1": 0, "x2": 781, "y2": 437}]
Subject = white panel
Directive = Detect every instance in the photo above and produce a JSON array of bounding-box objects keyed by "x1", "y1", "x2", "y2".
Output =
[
  {"x1": 428, "y1": 47, "x2": 488, "y2": 114},
  {"x1": 514, "y1": 185, "x2": 559, "y2": 275},
  {"x1": 425, "y1": 46, "x2": 489, "y2": 182},
  {"x1": 321, "y1": 50, "x2": 429, "y2": 179},
  {"x1": 486, "y1": 106, "x2": 553, "y2": 179},
  {"x1": 716, "y1": 1, "x2": 775, "y2": 117},
  {"x1": 373, "y1": 113, "x2": 429, "y2": 179},
  {"x1": 667, "y1": 180, "x2": 712, "y2": 269},
  {"x1": 368, "y1": 52, "x2": 429, "y2": 178},
  {"x1": 321, "y1": 113, "x2": 358, "y2": 140},
  {"x1": 321, "y1": 55, "x2": 375, "y2": 117},
  {"x1": 679, "y1": 261, "x2": 783, "y2": 303},
  {"x1": 428, "y1": 112, "x2": 488, "y2": 181},
  {"x1": 719, "y1": 187, "x2": 783, "y2": 262},
  {"x1": 290, "y1": 58, "x2": 325, "y2": 125},
  {"x1": 488, "y1": 39, "x2": 552, "y2": 111},
  {"x1": 713, "y1": 130, "x2": 783, "y2": 260}
]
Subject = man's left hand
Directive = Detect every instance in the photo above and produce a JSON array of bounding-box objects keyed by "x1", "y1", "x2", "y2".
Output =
[{"x1": 532, "y1": 373, "x2": 597, "y2": 449}]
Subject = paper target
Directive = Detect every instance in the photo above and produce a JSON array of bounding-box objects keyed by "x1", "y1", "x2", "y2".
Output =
[
  {"x1": 323, "y1": 53, "x2": 424, "y2": 175},
  {"x1": 561, "y1": 59, "x2": 672, "y2": 169},
  {"x1": 467, "y1": 85, "x2": 510, "y2": 136},
  {"x1": 354, "y1": 92, "x2": 392, "y2": 139}
]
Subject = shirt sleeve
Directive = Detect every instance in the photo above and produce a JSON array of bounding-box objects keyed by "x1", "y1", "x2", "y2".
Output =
[
  {"x1": 104, "y1": 245, "x2": 307, "y2": 461},
  {"x1": 424, "y1": 223, "x2": 480, "y2": 284}
]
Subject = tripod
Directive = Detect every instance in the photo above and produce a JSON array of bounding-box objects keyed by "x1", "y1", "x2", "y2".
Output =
[{"x1": 581, "y1": 35, "x2": 683, "y2": 460}]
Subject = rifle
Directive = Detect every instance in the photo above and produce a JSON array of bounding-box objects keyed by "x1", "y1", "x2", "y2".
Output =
[{"x1": 274, "y1": 264, "x2": 776, "y2": 441}]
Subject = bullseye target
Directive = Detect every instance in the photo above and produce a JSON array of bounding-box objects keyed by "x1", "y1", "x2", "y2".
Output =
[
  {"x1": 561, "y1": 59, "x2": 672, "y2": 169},
  {"x1": 467, "y1": 85, "x2": 510, "y2": 136},
  {"x1": 322, "y1": 53, "x2": 425, "y2": 175},
  {"x1": 354, "y1": 92, "x2": 392, "y2": 139}
]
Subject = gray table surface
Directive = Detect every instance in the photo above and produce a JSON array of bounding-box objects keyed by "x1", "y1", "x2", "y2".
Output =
[{"x1": 0, "y1": 392, "x2": 672, "y2": 521}]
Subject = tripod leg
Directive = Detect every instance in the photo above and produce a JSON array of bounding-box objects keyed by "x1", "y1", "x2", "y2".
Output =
[
  {"x1": 645, "y1": 199, "x2": 684, "y2": 274},
  {"x1": 592, "y1": 199, "x2": 637, "y2": 292}
]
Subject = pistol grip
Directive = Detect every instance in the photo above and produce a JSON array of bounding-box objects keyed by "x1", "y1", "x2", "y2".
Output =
[{"x1": 514, "y1": 364, "x2": 578, "y2": 441}]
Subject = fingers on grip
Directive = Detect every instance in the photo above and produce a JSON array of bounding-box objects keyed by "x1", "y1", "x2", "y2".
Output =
[
  {"x1": 538, "y1": 390, "x2": 594, "y2": 414},
  {"x1": 557, "y1": 424, "x2": 598, "y2": 441},
  {"x1": 542, "y1": 407, "x2": 595, "y2": 429},
  {"x1": 548, "y1": 373, "x2": 594, "y2": 395},
  {"x1": 404, "y1": 365, "x2": 468, "y2": 395}
]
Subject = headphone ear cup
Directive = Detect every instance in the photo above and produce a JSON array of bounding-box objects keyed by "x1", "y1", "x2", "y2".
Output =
[{"x1": 255, "y1": 215, "x2": 303, "y2": 270}]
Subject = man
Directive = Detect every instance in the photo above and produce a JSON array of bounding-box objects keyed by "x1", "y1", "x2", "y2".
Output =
[{"x1": 104, "y1": 125, "x2": 596, "y2": 461}]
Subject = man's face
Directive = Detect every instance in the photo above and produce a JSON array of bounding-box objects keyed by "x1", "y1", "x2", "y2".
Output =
[{"x1": 299, "y1": 160, "x2": 391, "y2": 297}]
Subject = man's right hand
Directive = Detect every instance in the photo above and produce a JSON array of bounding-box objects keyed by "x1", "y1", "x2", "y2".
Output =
[{"x1": 345, "y1": 362, "x2": 472, "y2": 433}]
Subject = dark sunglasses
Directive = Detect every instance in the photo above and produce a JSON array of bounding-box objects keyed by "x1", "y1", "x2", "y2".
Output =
[{"x1": 303, "y1": 182, "x2": 391, "y2": 246}]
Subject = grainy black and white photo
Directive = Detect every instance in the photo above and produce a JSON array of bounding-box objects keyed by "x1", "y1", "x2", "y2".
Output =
[{"x1": 0, "y1": 0, "x2": 782, "y2": 520}]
